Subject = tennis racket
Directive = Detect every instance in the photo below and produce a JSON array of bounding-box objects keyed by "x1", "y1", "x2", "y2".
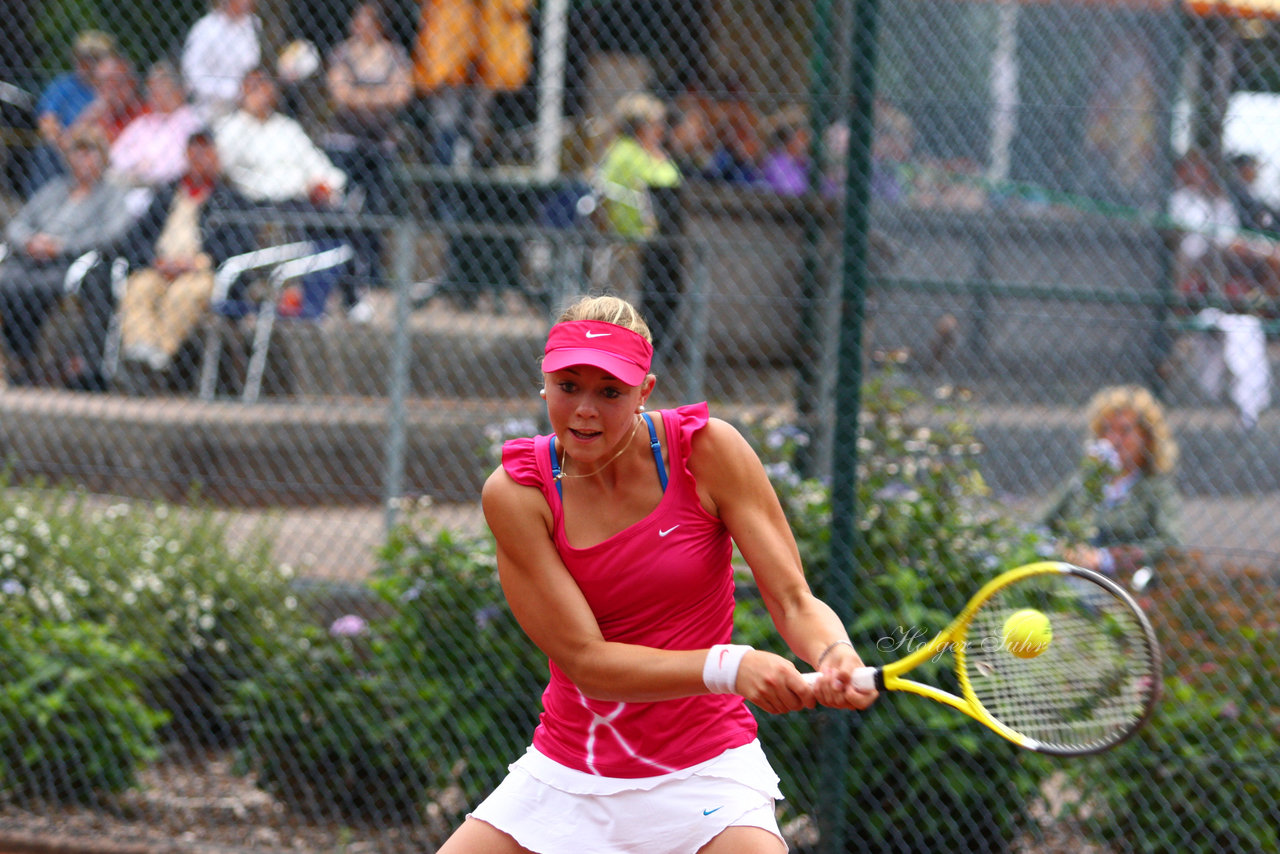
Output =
[{"x1": 804, "y1": 561, "x2": 1161, "y2": 755}]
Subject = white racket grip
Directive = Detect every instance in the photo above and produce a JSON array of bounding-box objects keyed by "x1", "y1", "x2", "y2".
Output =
[
  {"x1": 801, "y1": 667, "x2": 878, "y2": 692},
  {"x1": 851, "y1": 667, "x2": 877, "y2": 692}
]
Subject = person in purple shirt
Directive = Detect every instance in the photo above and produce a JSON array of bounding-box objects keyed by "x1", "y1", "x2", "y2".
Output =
[
  {"x1": 27, "y1": 30, "x2": 117, "y2": 197},
  {"x1": 760, "y1": 108, "x2": 810, "y2": 197}
]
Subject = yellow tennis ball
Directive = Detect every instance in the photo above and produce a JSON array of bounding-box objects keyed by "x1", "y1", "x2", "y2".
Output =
[{"x1": 1003, "y1": 609, "x2": 1052, "y2": 659}]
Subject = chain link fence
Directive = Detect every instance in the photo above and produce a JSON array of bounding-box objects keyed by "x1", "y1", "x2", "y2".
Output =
[{"x1": 1, "y1": 0, "x2": 1279, "y2": 851}]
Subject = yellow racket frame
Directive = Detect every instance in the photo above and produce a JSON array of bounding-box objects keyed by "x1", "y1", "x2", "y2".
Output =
[{"x1": 870, "y1": 562, "x2": 1069, "y2": 750}]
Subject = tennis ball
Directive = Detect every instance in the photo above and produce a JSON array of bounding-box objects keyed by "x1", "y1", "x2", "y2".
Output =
[{"x1": 1003, "y1": 609, "x2": 1052, "y2": 659}]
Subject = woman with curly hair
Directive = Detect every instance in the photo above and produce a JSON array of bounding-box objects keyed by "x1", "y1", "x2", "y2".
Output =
[{"x1": 1039, "y1": 385, "x2": 1184, "y2": 588}]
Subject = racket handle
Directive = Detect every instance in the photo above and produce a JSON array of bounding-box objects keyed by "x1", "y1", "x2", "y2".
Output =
[
  {"x1": 801, "y1": 667, "x2": 879, "y2": 692},
  {"x1": 851, "y1": 666, "x2": 878, "y2": 692}
]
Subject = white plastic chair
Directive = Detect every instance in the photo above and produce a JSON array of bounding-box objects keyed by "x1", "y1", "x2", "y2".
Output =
[{"x1": 197, "y1": 241, "x2": 355, "y2": 402}]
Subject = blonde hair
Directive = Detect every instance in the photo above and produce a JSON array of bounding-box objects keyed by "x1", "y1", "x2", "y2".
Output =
[
  {"x1": 1085, "y1": 385, "x2": 1178, "y2": 475},
  {"x1": 72, "y1": 30, "x2": 117, "y2": 63},
  {"x1": 612, "y1": 93, "x2": 666, "y2": 139},
  {"x1": 557, "y1": 295, "x2": 653, "y2": 343}
]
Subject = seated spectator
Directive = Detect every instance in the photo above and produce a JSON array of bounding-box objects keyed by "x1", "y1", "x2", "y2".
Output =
[
  {"x1": 1039, "y1": 385, "x2": 1183, "y2": 590},
  {"x1": 594, "y1": 93, "x2": 683, "y2": 355},
  {"x1": 1226, "y1": 152, "x2": 1280, "y2": 238},
  {"x1": 822, "y1": 99, "x2": 915, "y2": 203},
  {"x1": 1170, "y1": 149, "x2": 1280, "y2": 429},
  {"x1": 666, "y1": 92, "x2": 715, "y2": 180},
  {"x1": 701, "y1": 83, "x2": 764, "y2": 185},
  {"x1": 182, "y1": 0, "x2": 263, "y2": 122},
  {"x1": 118, "y1": 130, "x2": 256, "y2": 373},
  {"x1": 109, "y1": 60, "x2": 204, "y2": 187},
  {"x1": 27, "y1": 29, "x2": 117, "y2": 197},
  {"x1": 216, "y1": 67, "x2": 347, "y2": 206},
  {"x1": 322, "y1": 0, "x2": 412, "y2": 309},
  {"x1": 0, "y1": 127, "x2": 134, "y2": 390},
  {"x1": 216, "y1": 68, "x2": 353, "y2": 316},
  {"x1": 759, "y1": 107, "x2": 810, "y2": 196},
  {"x1": 72, "y1": 53, "x2": 148, "y2": 145}
]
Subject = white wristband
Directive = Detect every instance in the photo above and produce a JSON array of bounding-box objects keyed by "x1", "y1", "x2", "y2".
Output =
[{"x1": 703, "y1": 644, "x2": 753, "y2": 695}]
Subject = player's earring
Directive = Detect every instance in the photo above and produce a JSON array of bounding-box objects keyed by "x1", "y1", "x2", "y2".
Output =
[
  {"x1": 539, "y1": 388, "x2": 547, "y2": 398},
  {"x1": 637, "y1": 404, "x2": 646, "y2": 412}
]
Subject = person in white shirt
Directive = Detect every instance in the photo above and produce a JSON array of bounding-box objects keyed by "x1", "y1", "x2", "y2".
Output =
[
  {"x1": 215, "y1": 67, "x2": 357, "y2": 316},
  {"x1": 215, "y1": 67, "x2": 347, "y2": 205},
  {"x1": 182, "y1": 0, "x2": 262, "y2": 122},
  {"x1": 1169, "y1": 150, "x2": 1279, "y2": 430}
]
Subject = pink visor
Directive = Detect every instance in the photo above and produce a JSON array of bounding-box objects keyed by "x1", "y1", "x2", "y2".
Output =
[{"x1": 542, "y1": 320, "x2": 654, "y2": 386}]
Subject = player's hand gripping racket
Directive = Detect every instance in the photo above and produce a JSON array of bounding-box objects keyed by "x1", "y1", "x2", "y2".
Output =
[{"x1": 805, "y1": 561, "x2": 1161, "y2": 755}]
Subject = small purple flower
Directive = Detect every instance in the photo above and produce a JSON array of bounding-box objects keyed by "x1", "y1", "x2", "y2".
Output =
[
  {"x1": 329, "y1": 614, "x2": 369, "y2": 637},
  {"x1": 474, "y1": 605, "x2": 502, "y2": 631}
]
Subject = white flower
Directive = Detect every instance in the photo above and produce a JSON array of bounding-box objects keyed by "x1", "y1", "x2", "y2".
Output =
[{"x1": 1086, "y1": 438, "x2": 1122, "y2": 472}]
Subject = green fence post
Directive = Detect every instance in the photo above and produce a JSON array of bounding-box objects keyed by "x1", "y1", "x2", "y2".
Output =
[
  {"x1": 795, "y1": 0, "x2": 836, "y2": 478},
  {"x1": 1150, "y1": 7, "x2": 1191, "y2": 400},
  {"x1": 818, "y1": 0, "x2": 883, "y2": 852},
  {"x1": 383, "y1": 218, "x2": 416, "y2": 534}
]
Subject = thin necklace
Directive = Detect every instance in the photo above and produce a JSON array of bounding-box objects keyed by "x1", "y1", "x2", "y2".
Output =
[{"x1": 556, "y1": 417, "x2": 642, "y2": 481}]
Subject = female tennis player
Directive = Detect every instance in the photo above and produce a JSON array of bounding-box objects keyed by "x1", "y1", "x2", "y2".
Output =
[{"x1": 437, "y1": 295, "x2": 877, "y2": 854}]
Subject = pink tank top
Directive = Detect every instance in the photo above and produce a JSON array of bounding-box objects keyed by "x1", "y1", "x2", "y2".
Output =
[{"x1": 500, "y1": 403, "x2": 758, "y2": 777}]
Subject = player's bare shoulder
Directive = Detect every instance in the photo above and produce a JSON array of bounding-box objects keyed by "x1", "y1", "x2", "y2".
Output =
[
  {"x1": 688, "y1": 416, "x2": 766, "y2": 496},
  {"x1": 690, "y1": 416, "x2": 758, "y2": 461},
  {"x1": 481, "y1": 465, "x2": 552, "y2": 538}
]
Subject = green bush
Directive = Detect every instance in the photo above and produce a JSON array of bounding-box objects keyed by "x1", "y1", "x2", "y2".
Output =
[
  {"x1": 0, "y1": 619, "x2": 167, "y2": 802},
  {"x1": 231, "y1": 622, "x2": 444, "y2": 822},
  {"x1": 0, "y1": 482, "x2": 307, "y2": 745},
  {"x1": 234, "y1": 518, "x2": 547, "y2": 823},
  {"x1": 736, "y1": 376, "x2": 1052, "y2": 853},
  {"x1": 1071, "y1": 559, "x2": 1280, "y2": 853}
]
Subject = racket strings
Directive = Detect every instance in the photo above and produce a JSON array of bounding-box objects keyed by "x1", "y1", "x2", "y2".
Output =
[{"x1": 960, "y1": 574, "x2": 1159, "y2": 753}]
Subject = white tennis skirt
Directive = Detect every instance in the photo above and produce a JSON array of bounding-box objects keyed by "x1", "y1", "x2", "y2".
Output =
[{"x1": 468, "y1": 740, "x2": 787, "y2": 853}]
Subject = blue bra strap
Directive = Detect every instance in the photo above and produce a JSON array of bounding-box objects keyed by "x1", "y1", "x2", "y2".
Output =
[
  {"x1": 643, "y1": 412, "x2": 668, "y2": 492},
  {"x1": 548, "y1": 436, "x2": 563, "y2": 499}
]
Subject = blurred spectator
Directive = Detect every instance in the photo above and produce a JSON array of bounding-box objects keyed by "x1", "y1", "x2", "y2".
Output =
[
  {"x1": 276, "y1": 37, "x2": 324, "y2": 122},
  {"x1": 1170, "y1": 150, "x2": 1278, "y2": 430},
  {"x1": 1039, "y1": 384, "x2": 1182, "y2": 589},
  {"x1": 760, "y1": 107, "x2": 810, "y2": 196},
  {"x1": 72, "y1": 54, "x2": 147, "y2": 145},
  {"x1": 216, "y1": 68, "x2": 347, "y2": 205},
  {"x1": 823, "y1": 98, "x2": 914, "y2": 203},
  {"x1": 1226, "y1": 152, "x2": 1280, "y2": 238},
  {"x1": 119, "y1": 130, "x2": 256, "y2": 373},
  {"x1": 595, "y1": 93, "x2": 683, "y2": 356},
  {"x1": 26, "y1": 29, "x2": 116, "y2": 197},
  {"x1": 0, "y1": 127, "x2": 133, "y2": 390},
  {"x1": 667, "y1": 92, "x2": 715, "y2": 179},
  {"x1": 215, "y1": 68, "x2": 356, "y2": 316},
  {"x1": 411, "y1": 0, "x2": 532, "y2": 166},
  {"x1": 182, "y1": 0, "x2": 263, "y2": 122},
  {"x1": 701, "y1": 80, "x2": 764, "y2": 185},
  {"x1": 323, "y1": 1, "x2": 412, "y2": 292},
  {"x1": 109, "y1": 60, "x2": 203, "y2": 187}
]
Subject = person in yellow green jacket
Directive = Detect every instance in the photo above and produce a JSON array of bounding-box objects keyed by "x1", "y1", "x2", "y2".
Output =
[{"x1": 595, "y1": 93, "x2": 684, "y2": 356}]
